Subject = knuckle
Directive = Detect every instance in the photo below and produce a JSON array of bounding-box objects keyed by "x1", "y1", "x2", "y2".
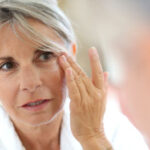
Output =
[
  {"x1": 94, "y1": 90, "x2": 105, "y2": 100},
  {"x1": 77, "y1": 69, "x2": 83, "y2": 76},
  {"x1": 97, "y1": 72, "x2": 103, "y2": 80},
  {"x1": 76, "y1": 76, "x2": 82, "y2": 83},
  {"x1": 70, "y1": 91, "x2": 80, "y2": 99}
]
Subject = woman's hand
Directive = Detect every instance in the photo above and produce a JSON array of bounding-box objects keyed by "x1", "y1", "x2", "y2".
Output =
[{"x1": 59, "y1": 47, "x2": 112, "y2": 149}]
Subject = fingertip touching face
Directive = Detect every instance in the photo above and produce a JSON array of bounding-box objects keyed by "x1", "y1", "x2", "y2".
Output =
[{"x1": 0, "y1": 18, "x2": 68, "y2": 126}]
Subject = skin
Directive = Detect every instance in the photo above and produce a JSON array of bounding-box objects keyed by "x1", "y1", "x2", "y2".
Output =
[
  {"x1": 59, "y1": 50, "x2": 112, "y2": 149},
  {"x1": 0, "y1": 18, "x2": 112, "y2": 150},
  {"x1": 0, "y1": 18, "x2": 66, "y2": 150}
]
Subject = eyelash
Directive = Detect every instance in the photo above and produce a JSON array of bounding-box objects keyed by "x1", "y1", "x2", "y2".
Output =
[
  {"x1": 36, "y1": 51, "x2": 54, "y2": 62},
  {"x1": 0, "y1": 52, "x2": 54, "y2": 72}
]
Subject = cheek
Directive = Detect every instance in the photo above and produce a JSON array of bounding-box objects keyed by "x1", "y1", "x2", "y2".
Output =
[
  {"x1": 0, "y1": 76, "x2": 17, "y2": 110},
  {"x1": 0, "y1": 60, "x2": 66, "y2": 108},
  {"x1": 41, "y1": 60, "x2": 66, "y2": 97}
]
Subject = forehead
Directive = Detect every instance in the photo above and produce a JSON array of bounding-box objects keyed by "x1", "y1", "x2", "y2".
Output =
[{"x1": 0, "y1": 18, "x2": 64, "y2": 54}]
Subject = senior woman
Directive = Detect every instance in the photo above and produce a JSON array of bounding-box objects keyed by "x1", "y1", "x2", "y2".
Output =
[{"x1": 0, "y1": 0, "x2": 112, "y2": 150}]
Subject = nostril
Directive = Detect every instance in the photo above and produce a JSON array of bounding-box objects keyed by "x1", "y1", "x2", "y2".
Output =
[{"x1": 22, "y1": 84, "x2": 41, "y2": 93}]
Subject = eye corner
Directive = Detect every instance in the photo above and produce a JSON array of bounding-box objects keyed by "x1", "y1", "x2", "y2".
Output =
[{"x1": 0, "y1": 61, "x2": 17, "y2": 72}]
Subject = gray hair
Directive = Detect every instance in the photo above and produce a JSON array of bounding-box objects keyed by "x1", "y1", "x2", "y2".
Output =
[{"x1": 0, "y1": 0, "x2": 75, "y2": 55}]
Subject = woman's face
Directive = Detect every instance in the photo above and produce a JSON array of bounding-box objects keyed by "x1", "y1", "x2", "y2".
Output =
[{"x1": 0, "y1": 18, "x2": 67, "y2": 126}]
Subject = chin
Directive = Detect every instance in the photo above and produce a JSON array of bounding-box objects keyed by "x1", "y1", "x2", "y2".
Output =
[{"x1": 22, "y1": 108, "x2": 64, "y2": 127}]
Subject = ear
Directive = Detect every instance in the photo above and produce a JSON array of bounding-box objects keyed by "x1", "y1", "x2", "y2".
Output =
[{"x1": 70, "y1": 43, "x2": 77, "y2": 56}]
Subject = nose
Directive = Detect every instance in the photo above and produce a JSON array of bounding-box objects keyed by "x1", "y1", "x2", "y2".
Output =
[{"x1": 19, "y1": 66, "x2": 42, "y2": 93}]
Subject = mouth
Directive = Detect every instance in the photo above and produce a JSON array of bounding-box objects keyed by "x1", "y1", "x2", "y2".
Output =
[
  {"x1": 22, "y1": 99, "x2": 49, "y2": 107},
  {"x1": 21, "y1": 99, "x2": 52, "y2": 111}
]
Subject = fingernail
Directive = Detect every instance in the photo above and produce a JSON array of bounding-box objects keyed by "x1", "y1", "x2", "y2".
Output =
[
  {"x1": 64, "y1": 52, "x2": 68, "y2": 57},
  {"x1": 90, "y1": 47, "x2": 98, "y2": 55},
  {"x1": 61, "y1": 55, "x2": 67, "y2": 63}
]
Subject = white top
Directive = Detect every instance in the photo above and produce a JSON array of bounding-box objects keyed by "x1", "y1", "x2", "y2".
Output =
[{"x1": 0, "y1": 98, "x2": 148, "y2": 150}]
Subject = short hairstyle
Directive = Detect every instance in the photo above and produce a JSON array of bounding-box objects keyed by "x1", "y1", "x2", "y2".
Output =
[{"x1": 0, "y1": 0, "x2": 75, "y2": 54}]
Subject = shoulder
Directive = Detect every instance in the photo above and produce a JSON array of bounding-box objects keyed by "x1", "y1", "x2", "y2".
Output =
[{"x1": 0, "y1": 106, "x2": 25, "y2": 150}]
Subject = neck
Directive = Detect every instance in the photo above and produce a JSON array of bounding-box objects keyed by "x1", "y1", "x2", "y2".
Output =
[{"x1": 13, "y1": 111, "x2": 64, "y2": 150}]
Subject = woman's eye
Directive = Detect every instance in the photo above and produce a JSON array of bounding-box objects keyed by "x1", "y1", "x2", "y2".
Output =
[
  {"x1": 38, "y1": 52, "x2": 54, "y2": 61},
  {"x1": 0, "y1": 62, "x2": 16, "y2": 71}
]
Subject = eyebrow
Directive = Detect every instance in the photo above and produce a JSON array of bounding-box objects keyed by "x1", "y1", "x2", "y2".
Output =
[{"x1": 0, "y1": 45, "x2": 50, "y2": 61}]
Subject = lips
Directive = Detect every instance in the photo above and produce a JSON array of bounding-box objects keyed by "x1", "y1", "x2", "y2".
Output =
[{"x1": 22, "y1": 99, "x2": 51, "y2": 107}]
